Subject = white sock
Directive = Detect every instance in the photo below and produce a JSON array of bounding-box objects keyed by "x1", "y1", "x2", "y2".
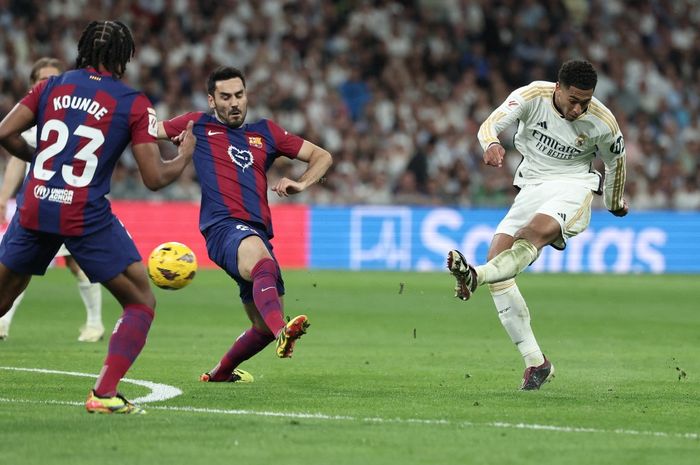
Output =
[
  {"x1": 0, "y1": 291, "x2": 26, "y2": 331},
  {"x1": 76, "y1": 270, "x2": 102, "y2": 327},
  {"x1": 489, "y1": 279, "x2": 545, "y2": 368},
  {"x1": 476, "y1": 239, "x2": 538, "y2": 285}
]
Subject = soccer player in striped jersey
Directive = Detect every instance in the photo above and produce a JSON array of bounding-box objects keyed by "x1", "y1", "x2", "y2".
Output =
[
  {"x1": 0, "y1": 57, "x2": 104, "y2": 343},
  {"x1": 159, "y1": 66, "x2": 332, "y2": 383},
  {"x1": 447, "y1": 60, "x2": 628, "y2": 390},
  {"x1": 0, "y1": 21, "x2": 196, "y2": 414}
]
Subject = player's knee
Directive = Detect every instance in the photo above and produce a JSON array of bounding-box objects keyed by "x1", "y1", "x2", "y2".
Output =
[{"x1": 514, "y1": 228, "x2": 554, "y2": 249}]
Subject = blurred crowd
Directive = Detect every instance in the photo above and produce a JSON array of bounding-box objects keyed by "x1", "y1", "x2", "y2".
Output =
[{"x1": 1, "y1": 0, "x2": 699, "y2": 210}]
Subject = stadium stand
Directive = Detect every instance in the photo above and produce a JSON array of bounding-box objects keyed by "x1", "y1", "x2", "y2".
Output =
[{"x1": 1, "y1": 0, "x2": 698, "y2": 210}]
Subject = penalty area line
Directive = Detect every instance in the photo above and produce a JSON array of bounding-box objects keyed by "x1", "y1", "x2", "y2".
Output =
[{"x1": 0, "y1": 396, "x2": 697, "y2": 441}]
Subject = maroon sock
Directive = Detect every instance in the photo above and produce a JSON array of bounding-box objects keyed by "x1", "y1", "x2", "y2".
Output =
[
  {"x1": 251, "y1": 258, "x2": 286, "y2": 336},
  {"x1": 94, "y1": 304, "x2": 154, "y2": 397},
  {"x1": 209, "y1": 326, "x2": 275, "y2": 380}
]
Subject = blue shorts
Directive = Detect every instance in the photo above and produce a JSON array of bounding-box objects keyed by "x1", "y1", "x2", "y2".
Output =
[
  {"x1": 0, "y1": 214, "x2": 141, "y2": 283},
  {"x1": 204, "y1": 218, "x2": 285, "y2": 303}
]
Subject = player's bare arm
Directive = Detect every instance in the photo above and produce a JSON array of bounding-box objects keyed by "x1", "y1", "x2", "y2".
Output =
[
  {"x1": 0, "y1": 156, "x2": 28, "y2": 222},
  {"x1": 271, "y1": 140, "x2": 333, "y2": 197},
  {"x1": 483, "y1": 142, "x2": 506, "y2": 168},
  {"x1": 133, "y1": 120, "x2": 196, "y2": 190},
  {"x1": 0, "y1": 103, "x2": 36, "y2": 162}
]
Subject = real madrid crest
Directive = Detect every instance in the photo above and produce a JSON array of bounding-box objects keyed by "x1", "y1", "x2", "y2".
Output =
[{"x1": 574, "y1": 134, "x2": 588, "y2": 147}]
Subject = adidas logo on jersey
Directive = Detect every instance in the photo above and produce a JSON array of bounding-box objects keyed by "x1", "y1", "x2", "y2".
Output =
[
  {"x1": 557, "y1": 212, "x2": 567, "y2": 222},
  {"x1": 537, "y1": 121, "x2": 547, "y2": 129}
]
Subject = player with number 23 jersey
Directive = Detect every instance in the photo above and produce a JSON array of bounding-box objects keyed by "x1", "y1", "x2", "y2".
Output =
[{"x1": 18, "y1": 67, "x2": 156, "y2": 236}]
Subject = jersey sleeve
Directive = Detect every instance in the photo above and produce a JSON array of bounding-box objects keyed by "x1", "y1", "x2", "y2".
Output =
[
  {"x1": 597, "y1": 124, "x2": 627, "y2": 211},
  {"x1": 266, "y1": 119, "x2": 304, "y2": 159},
  {"x1": 477, "y1": 84, "x2": 533, "y2": 151},
  {"x1": 162, "y1": 112, "x2": 202, "y2": 138},
  {"x1": 19, "y1": 79, "x2": 50, "y2": 115},
  {"x1": 129, "y1": 94, "x2": 158, "y2": 146}
]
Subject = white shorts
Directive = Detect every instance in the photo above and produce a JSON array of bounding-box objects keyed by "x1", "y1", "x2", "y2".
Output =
[
  {"x1": 55, "y1": 244, "x2": 70, "y2": 257},
  {"x1": 496, "y1": 181, "x2": 594, "y2": 250}
]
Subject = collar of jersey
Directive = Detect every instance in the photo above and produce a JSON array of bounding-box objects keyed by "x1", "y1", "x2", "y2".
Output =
[
  {"x1": 84, "y1": 66, "x2": 115, "y2": 77},
  {"x1": 550, "y1": 93, "x2": 588, "y2": 121}
]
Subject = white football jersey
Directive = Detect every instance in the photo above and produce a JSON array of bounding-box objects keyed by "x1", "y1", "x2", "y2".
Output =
[{"x1": 477, "y1": 81, "x2": 626, "y2": 211}]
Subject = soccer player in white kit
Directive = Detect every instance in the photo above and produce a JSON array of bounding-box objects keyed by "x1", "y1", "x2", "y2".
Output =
[
  {"x1": 447, "y1": 60, "x2": 628, "y2": 390},
  {"x1": 0, "y1": 58, "x2": 103, "y2": 342}
]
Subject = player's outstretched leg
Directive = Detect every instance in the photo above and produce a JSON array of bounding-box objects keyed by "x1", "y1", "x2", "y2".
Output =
[
  {"x1": 250, "y1": 258, "x2": 286, "y2": 335},
  {"x1": 200, "y1": 368, "x2": 254, "y2": 383},
  {"x1": 520, "y1": 356, "x2": 555, "y2": 391},
  {"x1": 447, "y1": 250, "x2": 478, "y2": 301},
  {"x1": 201, "y1": 325, "x2": 272, "y2": 382},
  {"x1": 276, "y1": 315, "x2": 310, "y2": 358},
  {"x1": 85, "y1": 389, "x2": 145, "y2": 414}
]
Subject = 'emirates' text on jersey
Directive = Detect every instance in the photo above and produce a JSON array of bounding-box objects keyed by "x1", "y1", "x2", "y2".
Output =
[
  {"x1": 18, "y1": 68, "x2": 156, "y2": 235},
  {"x1": 477, "y1": 81, "x2": 626, "y2": 211},
  {"x1": 162, "y1": 112, "x2": 303, "y2": 238}
]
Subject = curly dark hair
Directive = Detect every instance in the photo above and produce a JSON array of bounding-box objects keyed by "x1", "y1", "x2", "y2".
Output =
[
  {"x1": 75, "y1": 21, "x2": 135, "y2": 79},
  {"x1": 558, "y1": 60, "x2": 597, "y2": 90}
]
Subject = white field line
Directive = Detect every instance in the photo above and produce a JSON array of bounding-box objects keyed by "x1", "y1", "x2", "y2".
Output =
[
  {"x1": 1, "y1": 366, "x2": 698, "y2": 441},
  {"x1": 0, "y1": 366, "x2": 182, "y2": 403},
  {"x1": 0, "y1": 397, "x2": 698, "y2": 441}
]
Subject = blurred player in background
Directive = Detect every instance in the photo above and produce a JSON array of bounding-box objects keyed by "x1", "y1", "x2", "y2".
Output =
[
  {"x1": 0, "y1": 20, "x2": 196, "y2": 414},
  {"x1": 0, "y1": 57, "x2": 104, "y2": 343},
  {"x1": 447, "y1": 60, "x2": 628, "y2": 390},
  {"x1": 159, "y1": 66, "x2": 332, "y2": 383}
]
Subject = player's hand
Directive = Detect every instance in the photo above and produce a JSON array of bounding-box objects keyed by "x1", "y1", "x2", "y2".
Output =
[
  {"x1": 171, "y1": 120, "x2": 194, "y2": 146},
  {"x1": 483, "y1": 143, "x2": 505, "y2": 167},
  {"x1": 177, "y1": 121, "x2": 196, "y2": 158},
  {"x1": 271, "y1": 177, "x2": 305, "y2": 197},
  {"x1": 610, "y1": 199, "x2": 629, "y2": 217}
]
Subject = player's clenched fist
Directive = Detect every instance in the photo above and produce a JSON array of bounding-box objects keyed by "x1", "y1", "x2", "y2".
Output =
[
  {"x1": 483, "y1": 142, "x2": 505, "y2": 168},
  {"x1": 610, "y1": 199, "x2": 629, "y2": 217}
]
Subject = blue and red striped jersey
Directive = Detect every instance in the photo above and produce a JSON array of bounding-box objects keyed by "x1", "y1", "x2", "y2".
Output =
[
  {"x1": 18, "y1": 67, "x2": 156, "y2": 236},
  {"x1": 163, "y1": 112, "x2": 303, "y2": 238}
]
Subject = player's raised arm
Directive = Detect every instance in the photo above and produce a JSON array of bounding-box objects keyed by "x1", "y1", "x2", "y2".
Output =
[
  {"x1": 271, "y1": 140, "x2": 333, "y2": 197},
  {"x1": 132, "y1": 120, "x2": 196, "y2": 190},
  {"x1": 477, "y1": 85, "x2": 531, "y2": 168}
]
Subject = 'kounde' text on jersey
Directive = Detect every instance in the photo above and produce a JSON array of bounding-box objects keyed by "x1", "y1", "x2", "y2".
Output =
[
  {"x1": 477, "y1": 81, "x2": 626, "y2": 211},
  {"x1": 18, "y1": 68, "x2": 157, "y2": 235},
  {"x1": 162, "y1": 112, "x2": 303, "y2": 238}
]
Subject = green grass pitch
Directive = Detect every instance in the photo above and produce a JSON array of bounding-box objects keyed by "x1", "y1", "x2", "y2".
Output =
[{"x1": 1, "y1": 269, "x2": 698, "y2": 465}]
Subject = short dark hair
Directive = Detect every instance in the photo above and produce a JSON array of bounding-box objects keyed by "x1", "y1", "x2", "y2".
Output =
[
  {"x1": 30, "y1": 57, "x2": 64, "y2": 84},
  {"x1": 207, "y1": 66, "x2": 246, "y2": 95},
  {"x1": 75, "y1": 21, "x2": 135, "y2": 79},
  {"x1": 558, "y1": 60, "x2": 597, "y2": 90}
]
